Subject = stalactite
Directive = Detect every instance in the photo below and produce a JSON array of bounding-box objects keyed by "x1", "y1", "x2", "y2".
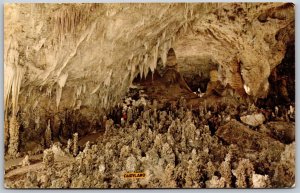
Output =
[
  {"x1": 143, "y1": 62, "x2": 149, "y2": 79},
  {"x1": 130, "y1": 62, "x2": 137, "y2": 82},
  {"x1": 4, "y1": 65, "x2": 15, "y2": 110},
  {"x1": 57, "y1": 73, "x2": 69, "y2": 88},
  {"x1": 56, "y1": 73, "x2": 68, "y2": 109},
  {"x1": 160, "y1": 40, "x2": 170, "y2": 66},
  {"x1": 139, "y1": 58, "x2": 144, "y2": 79},
  {"x1": 143, "y1": 54, "x2": 149, "y2": 76},
  {"x1": 11, "y1": 66, "x2": 24, "y2": 116},
  {"x1": 56, "y1": 87, "x2": 62, "y2": 110},
  {"x1": 54, "y1": 5, "x2": 89, "y2": 43},
  {"x1": 149, "y1": 41, "x2": 159, "y2": 73}
]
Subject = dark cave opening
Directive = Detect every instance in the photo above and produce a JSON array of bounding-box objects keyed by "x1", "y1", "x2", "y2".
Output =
[
  {"x1": 256, "y1": 43, "x2": 295, "y2": 108},
  {"x1": 182, "y1": 61, "x2": 218, "y2": 94},
  {"x1": 183, "y1": 75, "x2": 210, "y2": 93}
]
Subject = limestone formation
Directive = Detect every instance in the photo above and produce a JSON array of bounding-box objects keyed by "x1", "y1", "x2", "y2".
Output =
[
  {"x1": 240, "y1": 113, "x2": 266, "y2": 127},
  {"x1": 43, "y1": 149, "x2": 54, "y2": 168},
  {"x1": 73, "y1": 133, "x2": 79, "y2": 157},
  {"x1": 45, "y1": 120, "x2": 52, "y2": 148},
  {"x1": 252, "y1": 174, "x2": 270, "y2": 188},
  {"x1": 265, "y1": 121, "x2": 295, "y2": 144},
  {"x1": 3, "y1": 2, "x2": 295, "y2": 189},
  {"x1": 216, "y1": 119, "x2": 284, "y2": 151},
  {"x1": 21, "y1": 155, "x2": 30, "y2": 167}
]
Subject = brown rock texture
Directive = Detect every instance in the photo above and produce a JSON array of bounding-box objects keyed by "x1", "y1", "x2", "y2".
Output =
[
  {"x1": 265, "y1": 121, "x2": 295, "y2": 144},
  {"x1": 240, "y1": 113, "x2": 265, "y2": 127},
  {"x1": 216, "y1": 119, "x2": 284, "y2": 151}
]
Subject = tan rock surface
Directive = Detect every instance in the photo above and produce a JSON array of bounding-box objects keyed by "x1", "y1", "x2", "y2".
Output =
[
  {"x1": 240, "y1": 113, "x2": 265, "y2": 127},
  {"x1": 4, "y1": 3, "x2": 294, "y2": 121},
  {"x1": 216, "y1": 119, "x2": 284, "y2": 151}
]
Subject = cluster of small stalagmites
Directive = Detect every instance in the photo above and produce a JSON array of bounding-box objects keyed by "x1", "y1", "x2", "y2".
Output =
[
  {"x1": 5, "y1": 96, "x2": 295, "y2": 188},
  {"x1": 273, "y1": 142, "x2": 295, "y2": 187},
  {"x1": 43, "y1": 149, "x2": 55, "y2": 168}
]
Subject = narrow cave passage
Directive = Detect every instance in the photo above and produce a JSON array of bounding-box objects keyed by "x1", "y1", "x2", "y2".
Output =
[
  {"x1": 183, "y1": 74, "x2": 210, "y2": 93},
  {"x1": 131, "y1": 48, "x2": 199, "y2": 102}
]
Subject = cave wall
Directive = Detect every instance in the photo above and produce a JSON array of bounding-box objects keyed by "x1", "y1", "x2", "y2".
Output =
[
  {"x1": 174, "y1": 3, "x2": 294, "y2": 97},
  {"x1": 4, "y1": 3, "x2": 295, "y2": 155}
]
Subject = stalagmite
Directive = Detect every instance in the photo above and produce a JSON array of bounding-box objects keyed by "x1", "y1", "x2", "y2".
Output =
[
  {"x1": 43, "y1": 149, "x2": 55, "y2": 168},
  {"x1": 45, "y1": 120, "x2": 52, "y2": 148},
  {"x1": 4, "y1": 118, "x2": 9, "y2": 150},
  {"x1": 233, "y1": 159, "x2": 254, "y2": 188},
  {"x1": 219, "y1": 152, "x2": 232, "y2": 188},
  {"x1": 252, "y1": 174, "x2": 270, "y2": 188},
  {"x1": 206, "y1": 176, "x2": 226, "y2": 188},
  {"x1": 73, "y1": 133, "x2": 79, "y2": 156},
  {"x1": 8, "y1": 116, "x2": 20, "y2": 157},
  {"x1": 65, "y1": 139, "x2": 72, "y2": 154},
  {"x1": 21, "y1": 155, "x2": 30, "y2": 167}
]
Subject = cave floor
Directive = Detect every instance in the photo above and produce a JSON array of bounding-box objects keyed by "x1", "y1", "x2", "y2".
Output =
[
  {"x1": 4, "y1": 68, "x2": 296, "y2": 188},
  {"x1": 4, "y1": 82, "x2": 295, "y2": 188}
]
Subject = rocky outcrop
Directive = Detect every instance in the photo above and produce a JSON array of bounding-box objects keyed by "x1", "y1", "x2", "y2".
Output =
[
  {"x1": 240, "y1": 113, "x2": 265, "y2": 127},
  {"x1": 216, "y1": 119, "x2": 284, "y2": 151},
  {"x1": 265, "y1": 121, "x2": 295, "y2": 144}
]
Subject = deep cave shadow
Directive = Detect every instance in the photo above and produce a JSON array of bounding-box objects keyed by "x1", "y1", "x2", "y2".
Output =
[{"x1": 256, "y1": 43, "x2": 295, "y2": 108}]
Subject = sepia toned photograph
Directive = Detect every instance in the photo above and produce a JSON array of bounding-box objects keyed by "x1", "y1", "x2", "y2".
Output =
[{"x1": 4, "y1": 2, "x2": 295, "y2": 188}]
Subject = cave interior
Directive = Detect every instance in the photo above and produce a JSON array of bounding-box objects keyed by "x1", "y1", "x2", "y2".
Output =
[{"x1": 4, "y1": 2, "x2": 295, "y2": 188}]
